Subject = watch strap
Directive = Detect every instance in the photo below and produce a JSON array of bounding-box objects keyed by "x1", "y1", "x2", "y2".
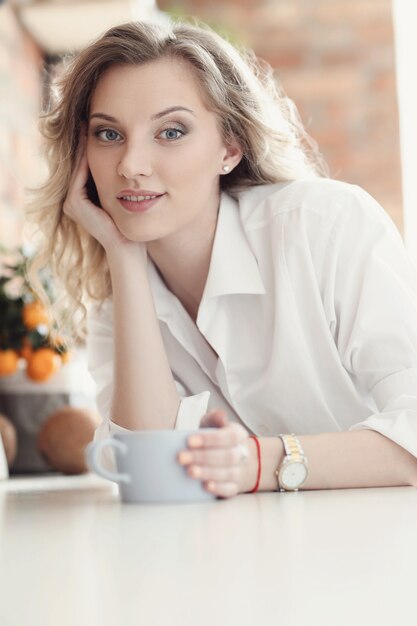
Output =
[
  {"x1": 275, "y1": 433, "x2": 308, "y2": 492},
  {"x1": 279, "y1": 433, "x2": 305, "y2": 459}
]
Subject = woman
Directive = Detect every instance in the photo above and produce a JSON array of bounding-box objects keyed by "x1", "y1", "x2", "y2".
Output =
[{"x1": 28, "y1": 20, "x2": 417, "y2": 498}]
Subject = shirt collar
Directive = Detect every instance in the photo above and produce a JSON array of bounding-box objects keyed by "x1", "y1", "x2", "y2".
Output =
[
  {"x1": 147, "y1": 191, "x2": 266, "y2": 322},
  {"x1": 201, "y1": 191, "x2": 266, "y2": 300}
]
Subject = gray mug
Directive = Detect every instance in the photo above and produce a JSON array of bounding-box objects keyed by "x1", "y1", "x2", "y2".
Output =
[{"x1": 85, "y1": 429, "x2": 216, "y2": 504}]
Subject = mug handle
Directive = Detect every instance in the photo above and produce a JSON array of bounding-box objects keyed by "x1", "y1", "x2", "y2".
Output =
[{"x1": 85, "y1": 438, "x2": 131, "y2": 484}]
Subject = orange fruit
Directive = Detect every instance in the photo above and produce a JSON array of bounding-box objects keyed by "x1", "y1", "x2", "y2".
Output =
[
  {"x1": 22, "y1": 301, "x2": 49, "y2": 330},
  {"x1": 26, "y1": 347, "x2": 59, "y2": 382},
  {"x1": 0, "y1": 350, "x2": 19, "y2": 376}
]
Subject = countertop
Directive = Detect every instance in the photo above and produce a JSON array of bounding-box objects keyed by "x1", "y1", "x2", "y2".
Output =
[{"x1": 1, "y1": 474, "x2": 416, "y2": 626}]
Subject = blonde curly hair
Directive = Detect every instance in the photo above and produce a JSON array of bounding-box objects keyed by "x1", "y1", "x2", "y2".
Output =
[{"x1": 26, "y1": 19, "x2": 327, "y2": 341}]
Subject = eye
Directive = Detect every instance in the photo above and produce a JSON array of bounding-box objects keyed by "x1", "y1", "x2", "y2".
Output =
[
  {"x1": 158, "y1": 126, "x2": 186, "y2": 141},
  {"x1": 94, "y1": 128, "x2": 122, "y2": 142}
]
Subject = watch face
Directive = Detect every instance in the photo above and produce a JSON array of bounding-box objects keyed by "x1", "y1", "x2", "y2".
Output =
[{"x1": 281, "y1": 462, "x2": 308, "y2": 489}]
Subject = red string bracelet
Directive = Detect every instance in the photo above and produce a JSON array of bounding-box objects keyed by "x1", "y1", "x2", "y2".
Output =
[{"x1": 248, "y1": 435, "x2": 261, "y2": 493}]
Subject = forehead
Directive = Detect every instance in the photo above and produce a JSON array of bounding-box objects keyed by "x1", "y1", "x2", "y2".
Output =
[{"x1": 90, "y1": 58, "x2": 210, "y2": 114}]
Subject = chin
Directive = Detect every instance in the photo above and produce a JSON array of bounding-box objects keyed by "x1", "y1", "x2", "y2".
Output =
[
  {"x1": 117, "y1": 220, "x2": 176, "y2": 244},
  {"x1": 117, "y1": 226, "x2": 158, "y2": 243},
  {"x1": 120, "y1": 232, "x2": 151, "y2": 243}
]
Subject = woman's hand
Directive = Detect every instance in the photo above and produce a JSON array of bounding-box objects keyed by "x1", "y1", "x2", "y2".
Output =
[
  {"x1": 63, "y1": 132, "x2": 142, "y2": 254},
  {"x1": 177, "y1": 409, "x2": 255, "y2": 499}
]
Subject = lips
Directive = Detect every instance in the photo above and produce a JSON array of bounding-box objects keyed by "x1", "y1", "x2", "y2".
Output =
[
  {"x1": 117, "y1": 192, "x2": 166, "y2": 213},
  {"x1": 118, "y1": 193, "x2": 162, "y2": 201},
  {"x1": 116, "y1": 189, "x2": 165, "y2": 200}
]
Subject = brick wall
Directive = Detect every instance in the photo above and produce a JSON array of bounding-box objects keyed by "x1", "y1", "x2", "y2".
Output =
[
  {"x1": 159, "y1": 0, "x2": 402, "y2": 231},
  {"x1": 0, "y1": 4, "x2": 43, "y2": 249},
  {"x1": 0, "y1": 1, "x2": 403, "y2": 240}
]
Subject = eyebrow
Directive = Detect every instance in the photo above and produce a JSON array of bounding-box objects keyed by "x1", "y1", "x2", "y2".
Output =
[
  {"x1": 151, "y1": 106, "x2": 195, "y2": 120},
  {"x1": 89, "y1": 106, "x2": 195, "y2": 123}
]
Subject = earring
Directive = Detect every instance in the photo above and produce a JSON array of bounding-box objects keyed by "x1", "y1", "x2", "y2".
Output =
[{"x1": 222, "y1": 164, "x2": 230, "y2": 173}]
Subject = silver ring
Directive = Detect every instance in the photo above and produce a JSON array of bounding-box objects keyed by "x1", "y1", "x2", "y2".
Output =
[{"x1": 238, "y1": 444, "x2": 250, "y2": 464}]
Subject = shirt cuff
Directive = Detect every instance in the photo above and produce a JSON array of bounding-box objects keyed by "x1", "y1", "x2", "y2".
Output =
[
  {"x1": 174, "y1": 391, "x2": 211, "y2": 430},
  {"x1": 349, "y1": 368, "x2": 417, "y2": 460},
  {"x1": 91, "y1": 391, "x2": 211, "y2": 472},
  {"x1": 370, "y1": 367, "x2": 417, "y2": 409}
]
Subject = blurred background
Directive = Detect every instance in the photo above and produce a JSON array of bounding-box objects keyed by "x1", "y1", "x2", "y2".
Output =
[
  {"x1": 0, "y1": 0, "x2": 416, "y2": 474},
  {"x1": 1, "y1": 0, "x2": 416, "y2": 250}
]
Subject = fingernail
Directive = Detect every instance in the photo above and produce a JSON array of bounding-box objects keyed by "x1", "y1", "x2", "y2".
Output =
[
  {"x1": 188, "y1": 436, "x2": 203, "y2": 448},
  {"x1": 178, "y1": 451, "x2": 193, "y2": 464},
  {"x1": 190, "y1": 466, "x2": 202, "y2": 478}
]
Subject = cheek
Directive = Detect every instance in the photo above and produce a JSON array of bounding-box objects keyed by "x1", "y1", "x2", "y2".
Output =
[{"x1": 177, "y1": 141, "x2": 223, "y2": 181}]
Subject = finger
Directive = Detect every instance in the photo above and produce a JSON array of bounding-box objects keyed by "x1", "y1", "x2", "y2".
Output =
[
  {"x1": 66, "y1": 132, "x2": 89, "y2": 197},
  {"x1": 186, "y1": 464, "x2": 241, "y2": 483},
  {"x1": 188, "y1": 421, "x2": 248, "y2": 449},
  {"x1": 64, "y1": 157, "x2": 94, "y2": 222},
  {"x1": 199, "y1": 409, "x2": 228, "y2": 429},
  {"x1": 205, "y1": 480, "x2": 239, "y2": 499},
  {"x1": 71, "y1": 144, "x2": 90, "y2": 196},
  {"x1": 69, "y1": 133, "x2": 86, "y2": 181},
  {"x1": 75, "y1": 129, "x2": 87, "y2": 161},
  {"x1": 179, "y1": 443, "x2": 248, "y2": 467}
]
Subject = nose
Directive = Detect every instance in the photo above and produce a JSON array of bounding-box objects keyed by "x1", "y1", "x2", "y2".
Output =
[{"x1": 117, "y1": 141, "x2": 153, "y2": 179}]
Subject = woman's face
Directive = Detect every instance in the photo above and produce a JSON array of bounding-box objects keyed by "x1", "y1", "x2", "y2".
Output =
[{"x1": 86, "y1": 58, "x2": 241, "y2": 243}]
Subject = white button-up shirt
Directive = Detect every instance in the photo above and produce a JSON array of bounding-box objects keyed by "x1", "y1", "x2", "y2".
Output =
[{"x1": 87, "y1": 178, "x2": 417, "y2": 462}]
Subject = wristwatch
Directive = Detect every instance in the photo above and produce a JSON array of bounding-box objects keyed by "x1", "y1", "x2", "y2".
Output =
[{"x1": 275, "y1": 434, "x2": 309, "y2": 492}]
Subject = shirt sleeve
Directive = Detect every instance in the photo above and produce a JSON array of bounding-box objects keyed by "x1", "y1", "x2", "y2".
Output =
[
  {"x1": 86, "y1": 300, "x2": 210, "y2": 469},
  {"x1": 325, "y1": 185, "x2": 417, "y2": 459}
]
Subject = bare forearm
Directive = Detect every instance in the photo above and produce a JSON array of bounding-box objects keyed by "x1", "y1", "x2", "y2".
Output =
[
  {"x1": 107, "y1": 246, "x2": 180, "y2": 430},
  {"x1": 243, "y1": 430, "x2": 417, "y2": 493}
]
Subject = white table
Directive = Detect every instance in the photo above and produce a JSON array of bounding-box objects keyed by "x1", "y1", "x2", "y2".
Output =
[{"x1": 1, "y1": 474, "x2": 416, "y2": 626}]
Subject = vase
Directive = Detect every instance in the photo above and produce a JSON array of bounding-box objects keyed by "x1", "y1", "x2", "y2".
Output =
[{"x1": 0, "y1": 347, "x2": 97, "y2": 474}]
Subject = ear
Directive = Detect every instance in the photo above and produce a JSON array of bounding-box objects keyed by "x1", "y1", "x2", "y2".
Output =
[{"x1": 221, "y1": 137, "x2": 243, "y2": 174}]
